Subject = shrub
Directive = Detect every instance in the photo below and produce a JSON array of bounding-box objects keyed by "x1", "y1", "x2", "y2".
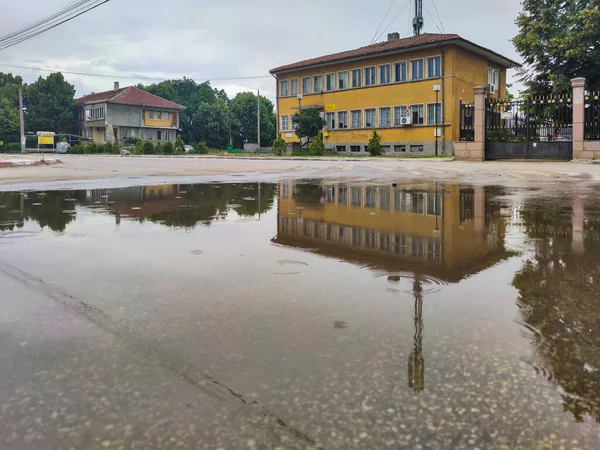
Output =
[
  {"x1": 142, "y1": 141, "x2": 155, "y2": 155},
  {"x1": 309, "y1": 132, "x2": 325, "y2": 156},
  {"x1": 155, "y1": 142, "x2": 163, "y2": 155},
  {"x1": 367, "y1": 128, "x2": 383, "y2": 156},
  {"x1": 83, "y1": 142, "x2": 98, "y2": 154},
  {"x1": 162, "y1": 141, "x2": 174, "y2": 155},
  {"x1": 194, "y1": 141, "x2": 209, "y2": 154},
  {"x1": 6, "y1": 142, "x2": 21, "y2": 152},
  {"x1": 175, "y1": 136, "x2": 185, "y2": 154},
  {"x1": 132, "y1": 139, "x2": 144, "y2": 155},
  {"x1": 123, "y1": 137, "x2": 138, "y2": 146},
  {"x1": 68, "y1": 144, "x2": 82, "y2": 154},
  {"x1": 272, "y1": 133, "x2": 286, "y2": 156}
]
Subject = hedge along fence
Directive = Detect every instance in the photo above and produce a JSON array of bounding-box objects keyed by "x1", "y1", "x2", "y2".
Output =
[{"x1": 68, "y1": 139, "x2": 188, "y2": 155}]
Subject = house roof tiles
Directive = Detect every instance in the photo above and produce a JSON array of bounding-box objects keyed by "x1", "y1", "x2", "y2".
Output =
[{"x1": 76, "y1": 86, "x2": 185, "y2": 109}]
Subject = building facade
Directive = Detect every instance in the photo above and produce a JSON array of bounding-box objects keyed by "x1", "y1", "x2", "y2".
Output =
[
  {"x1": 75, "y1": 83, "x2": 185, "y2": 145},
  {"x1": 270, "y1": 33, "x2": 518, "y2": 155}
]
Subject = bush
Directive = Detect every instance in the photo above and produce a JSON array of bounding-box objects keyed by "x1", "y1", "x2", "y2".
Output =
[
  {"x1": 175, "y1": 136, "x2": 185, "y2": 154},
  {"x1": 194, "y1": 141, "x2": 209, "y2": 154},
  {"x1": 123, "y1": 137, "x2": 138, "y2": 146},
  {"x1": 132, "y1": 139, "x2": 143, "y2": 155},
  {"x1": 83, "y1": 142, "x2": 98, "y2": 154},
  {"x1": 6, "y1": 142, "x2": 21, "y2": 152},
  {"x1": 142, "y1": 141, "x2": 155, "y2": 155},
  {"x1": 367, "y1": 128, "x2": 383, "y2": 156},
  {"x1": 68, "y1": 144, "x2": 82, "y2": 154},
  {"x1": 162, "y1": 141, "x2": 174, "y2": 155},
  {"x1": 309, "y1": 132, "x2": 325, "y2": 156},
  {"x1": 155, "y1": 142, "x2": 163, "y2": 155},
  {"x1": 272, "y1": 133, "x2": 286, "y2": 156}
]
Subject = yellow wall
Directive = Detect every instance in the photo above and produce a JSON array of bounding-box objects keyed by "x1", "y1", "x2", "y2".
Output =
[
  {"x1": 92, "y1": 127, "x2": 105, "y2": 144},
  {"x1": 144, "y1": 110, "x2": 177, "y2": 128},
  {"x1": 275, "y1": 43, "x2": 508, "y2": 145}
]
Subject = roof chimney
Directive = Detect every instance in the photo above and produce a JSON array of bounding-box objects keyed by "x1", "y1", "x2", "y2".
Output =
[
  {"x1": 387, "y1": 32, "x2": 400, "y2": 42},
  {"x1": 114, "y1": 81, "x2": 120, "y2": 90}
]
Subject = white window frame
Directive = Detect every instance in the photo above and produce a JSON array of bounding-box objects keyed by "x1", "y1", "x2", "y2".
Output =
[
  {"x1": 301, "y1": 77, "x2": 311, "y2": 94},
  {"x1": 157, "y1": 111, "x2": 162, "y2": 120},
  {"x1": 280, "y1": 80, "x2": 289, "y2": 97},
  {"x1": 280, "y1": 115, "x2": 289, "y2": 131},
  {"x1": 337, "y1": 110, "x2": 348, "y2": 129},
  {"x1": 337, "y1": 71, "x2": 348, "y2": 90},
  {"x1": 378, "y1": 64, "x2": 391, "y2": 85},
  {"x1": 378, "y1": 106, "x2": 391, "y2": 127},
  {"x1": 325, "y1": 112, "x2": 335, "y2": 129},
  {"x1": 364, "y1": 66, "x2": 376, "y2": 86},
  {"x1": 364, "y1": 108, "x2": 376, "y2": 128},
  {"x1": 165, "y1": 112, "x2": 170, "y2": 121},
  {"x1": 313, "y1": 75, "x2": 322, "y2": 93},
  {"x1": 410, "y1": 59, "x2": 424, "y2": 80},
  {"x1": 393, "y1": 61, "x2": 407, "y2": 83},
  {"x1": 488, "y1": 68, "x2": 499, "y2": 92},
  {"x1": 164, "y1": 130, "x2": 171, "y2": 141},
  {"x1": 351, "y1": 68, "x2": 362, "y2": 88},
  {"x1": 86, "y1": 105, "x2": 105, "y2": 120},
  {"x1": 409, "y1": 104, "x2": 425, "y2": 125},
  {"x1": 350, "y1": 109, "x2": 362, "y2": 129},
  {"x1": 426, "y1": 103, "x2": 442, "y2": 125},
  {"x1": 290, "y1": 79, "x2": 298, "y2": 96},
  {"x1": 325, "y1": 73, "x2": 335, "y2": 92},
  {"x1": 427, "y1": 56, "x2": 441, "y2": 78},
  {"x1": 393, "y1": 105, "x2": 408, "y2": 126}
]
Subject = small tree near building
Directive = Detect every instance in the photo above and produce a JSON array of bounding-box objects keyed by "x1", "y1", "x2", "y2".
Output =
[
  {"x1": 292, "y1": 108, "x2": 325, "y2": 143},
  {"x1": 272, "y1": 133, "x2": 286, "y2": 156},
  {"x1": 309, "y1": 132, "x2": 325, "y2": 156},
  {"x1": 367, "y1": 128, "x2": 383, "y2": 156}
]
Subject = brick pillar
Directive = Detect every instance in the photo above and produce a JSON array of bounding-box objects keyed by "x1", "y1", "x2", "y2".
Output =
[
  {"x1": 571, "y1": 77, "x2": 586, "y2": 159},
  {"x1": 473, "y1": 86, "x2": 487, "y2": 145}
]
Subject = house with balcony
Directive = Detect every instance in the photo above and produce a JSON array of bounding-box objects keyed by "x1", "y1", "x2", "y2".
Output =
[
  {"x1": 270, "y1": 33, "x2": 519, "y2": 155},
  {"x1": 75, "y1": 82, "x2": 185, "y2": 144}
]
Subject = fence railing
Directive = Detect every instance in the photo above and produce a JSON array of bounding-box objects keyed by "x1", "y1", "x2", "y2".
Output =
[
  {"x1": 585, "y1": 92, "x2": 600, "y2": 140},
  {"x1": 459, "y1": 100, "x2": 474, "y2": 142}
]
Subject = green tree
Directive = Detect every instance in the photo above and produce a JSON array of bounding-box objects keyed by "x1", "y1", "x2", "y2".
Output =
[
  {"x1": 230, "y1": 92, "x2": 276, "y2": 148},
  {"x1": 367, "y1": 128, "x2": 383, "y2": 156},
  {"x1": 24, "y1": 73, "x2": 76, "y2": 133},
  {"x1": 291, "y1": 108, "x2": 325, "y2": 141},
  {"x1": 174, "y1": 136, "x2": 185, "y2": 154},
  {"x1": 272, "y1": 133, "x2": 286, "y2": 155},
  {"x1": 309, "y1": 131, "x2": 325, "y2": 156},
  {"x1": 0, "y1": 73, "x2": 22, "y2": 139},
  {"x1": 192, "y1": 98, "x2": 232, "y2": 149},
  {"x1": 513, "y1": 1, "x2": 600, "y2": 94}
]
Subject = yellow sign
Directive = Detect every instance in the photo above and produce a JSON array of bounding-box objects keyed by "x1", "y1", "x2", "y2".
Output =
[
  {"x1": 38, "y1": 136, "x2": 55, "y2": 145},
  {"x1": 0, "y1": 141, "x2": 3, "y2": 146},
  {"x1": 324, "y1": 104, "x2": 336, "y2": 111}
]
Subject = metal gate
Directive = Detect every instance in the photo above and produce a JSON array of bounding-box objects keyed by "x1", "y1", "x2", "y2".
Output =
[{"x1": 485, "y1": 95, "x2": 573, "y2": 160}]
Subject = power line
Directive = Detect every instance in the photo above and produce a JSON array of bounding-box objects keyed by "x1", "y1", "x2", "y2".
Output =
[
  {"x1": 0, "y1": 0, "x2": 110, "y2": 52},
  {"x1": 406, "y1": 1, "x2": 413, "y2": 38},
  {"x1": 374, "y1": 0, "x2": 412, "y2": 43},
  {"x1": 370, "y1": 0, "x2": 396, "y2": 45},
  {"x1": 430, "y1": 0, "x2": 446, "y2": 33},
  {"x1": 424, "y1": 4, "x2": 443, "y2": 34}
]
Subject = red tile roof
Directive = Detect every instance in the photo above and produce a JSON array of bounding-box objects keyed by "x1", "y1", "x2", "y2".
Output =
[
  {"x1": 270, "y1": 33, "x2": 519, "y2": 73},
  {"x1": 76, "y1": 86, "x2": 185, "y2": 109}
]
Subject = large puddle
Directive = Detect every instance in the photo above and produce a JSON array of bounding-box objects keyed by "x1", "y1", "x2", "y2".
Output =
[{"x1": 1, "y1": 181, "x2": 600, "y2": 449}]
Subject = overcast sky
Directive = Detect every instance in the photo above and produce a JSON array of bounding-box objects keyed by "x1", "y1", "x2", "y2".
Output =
[{"x1": 0, "y1": 0, "x2": 523, "y2": 100}]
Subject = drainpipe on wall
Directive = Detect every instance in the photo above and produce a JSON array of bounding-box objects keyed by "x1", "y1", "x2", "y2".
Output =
[
  {"x1": 271, "y1": 73, "x2": 279, "y2": 135},
  {"x1": 440, "y1": 48, "x2": 446, "y2": 155}
]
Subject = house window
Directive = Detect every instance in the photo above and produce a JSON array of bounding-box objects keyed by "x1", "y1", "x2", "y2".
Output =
[
  {"x1": 351, "y1": 69, "x2": 362, "y2": 88},
  {"x1": 394, "y1": 62, "x2": 407, "y2": 82},
  {"x1": 147, "y1": 129, "x2": 154, "y2": 140},
  {"x1": 149, "y1": 110, "x2": 155, "y2": 119},
  {"x1": 350, "y1": 110, "x2": 362, "y2": 128},
  {"x1": 411, "y1": 144, "x2": 424, "y2": 152},
  {"x1": 86, "y1": 106, "x2": 105, "y2": 120},
  {"x1": 165, "y1": 112, "x2": 170, "y2": 121},
  {"x1": 350, "y1": 145, "x2": 361, "y2": 153},
  {"x1": 365, "y1": 187, "x2": 377, "y2": 208},
  {"x1": 426, "y1": 193, "x2": 443, "y2": 216},
  {"x1": 336, "y1": 145, "x2": 346, "y2": 152},
  {"x1": 410, "y1": 104, "x2": 424, "y2": 124},
  {"x1": 394, "y1": 144, "x2": 406, "y2": 153},
  {"x1": 325, "y1": 73, "x2": 335, "y2": 91},
  {"x1": 427, "y1": 56, "x2": 441, "y2": 78},
  {"x1": 313, "y1": 75, "x2": 322, "y2": 93},
  {"x1": 338, "y1": 71, "x2": 348, "y2": 90},
  {"x1": 364, "y1": 67, "x2": 376, "y2": 86},
  {"x1": 157, "y1": 130, "x2": 162, "y2": 141},
  {"x1": 488, "y1": 68, "x2": 499, "y2": 92},
  {"x1": 365, "y1": 108, "x2": 376, "y2": 127},
  {"x1": 338, "y1": 111, "x2": 348, "y2": 129},
  {"x1": 140, "y1": 128, "x2": 146, "y2": 140},
  {"x1": 338, "y1": 185, "x2": 348, "y2": 204},
  {"x1": 427, "y1": 103, "x2": 442, "y2": 125},
  {"x1": 280, "y1": 80, "x2": 289, "y2": 96},
  {"x1": 351, "y1": 187, "x2": 362, "y2": 206},
  {"x1": 379, "y1": 64, "x2": 391, "y2": 84},
  {"x1": 157, "y1": 111, "x2": 162, "y2": 120},
  {"x1": 411, "y1": 193, "x2": 425, "y2": 213},
  {"x1": 290, "y1": 79, "x2": 298, "y2": 95},
  {"x1": 325, "y1": 112, "x2": 335, "y2": 129},
  {"x1": 379, "y1": 107, "x2": 391, "y2": 127},
  {"x1": 280, "y1": 115, "x2": 289, "y2": 131},
  {"x1": 394, "y1": 105, "x2": 408, "y2": 125},
  {"x1": 302, "y1": 77, "x2": 310, "y2": 94},
  {"x1": 410, "y1": 59, "x2": 424, "y2": 80},
  {"x1": 164, "y1": 130, "x2": 171, "y2": 141}
]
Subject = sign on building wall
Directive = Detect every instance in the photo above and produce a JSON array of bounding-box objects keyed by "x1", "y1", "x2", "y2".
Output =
[
  {"x1": 36, "y1": 131, "x2": 55, "y2": 146},
  {"x1": 324, "y1": 104, "x2": 336, "y2": 111}
]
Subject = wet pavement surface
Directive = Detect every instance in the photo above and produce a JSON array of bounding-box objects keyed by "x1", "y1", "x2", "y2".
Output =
[{"x1": 1, "y1": 180, "x2": 600, "y2": 449}]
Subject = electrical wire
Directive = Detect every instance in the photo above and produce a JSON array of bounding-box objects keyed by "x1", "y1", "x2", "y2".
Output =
[
  {"x1": 0, "y1": 0, "x2": 109, "y2": 52},
  {"x1": 424, "y1": 4, "x2": 443, "y2": 34},
  {"x1": 374, "y1": 0, "x2": 412, "y2": 43},
  {"x1": 430, "y1": 0, "x2": 446, "y2": 33},
  {"x1": 406, "y1": 1, "x2": 413, "y2": 37},
  {"x1": 370, "y1": 0, "x2": 396, "y2": 45}
]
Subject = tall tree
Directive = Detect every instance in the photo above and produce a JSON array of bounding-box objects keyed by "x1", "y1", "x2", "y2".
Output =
[
  {"x1": 291, "y1": 108, "x2": 325, "y2": 140},
  {"x1": 230, "y1": 92, "x2": 276, "y2": 148},
  {"x1": 24, "y1": 73, "x2": 76, "y2": 133},
  {"x1": 0, "y1": 73, "x2": 22, "y2": 139},
  {"x1": 192, "y1": 98, "x2": 232, "y2": 149},
  {"x1": 513, "y1": 1, "x2": 600, "y2": 94}
]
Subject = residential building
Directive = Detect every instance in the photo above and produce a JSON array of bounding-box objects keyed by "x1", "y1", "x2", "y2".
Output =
[
  {"x1": 75, "y1": 82, "x2": 185, "y2": 144},
  {"x1": 270, "y1": 33, "x2": 518, "y2": 155}
]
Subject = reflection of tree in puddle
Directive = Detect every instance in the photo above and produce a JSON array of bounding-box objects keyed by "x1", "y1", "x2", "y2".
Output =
[{"x1": 513, "y1": 196, "x2": 600, "y2": 422}]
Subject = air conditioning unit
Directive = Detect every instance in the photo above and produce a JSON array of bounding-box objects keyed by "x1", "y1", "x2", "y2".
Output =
[
  {"x1": 400, "y1": 116, "x2": 412, "y2": 126},
  {"x1": 488, "y1": 84, "x2": 496, "y2": 94}
]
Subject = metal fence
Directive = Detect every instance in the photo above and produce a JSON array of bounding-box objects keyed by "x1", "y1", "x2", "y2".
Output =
[
  {"x1": 585, "y1": 92, "x2": 600, "y2": 140},
  {"x1": 459, "y1": 100, "x2": 474, "y2": 141}
]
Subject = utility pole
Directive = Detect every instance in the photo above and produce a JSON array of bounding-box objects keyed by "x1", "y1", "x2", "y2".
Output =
[
  {"x1": 19, "y1": 87, "x2": 25, "y2": 153},
  {"x1": 257, "y1": 89, "x2": 261, "y2": 149},
  {"x1": 413, "y1": 0, "x2": 424, "y2": 36}
]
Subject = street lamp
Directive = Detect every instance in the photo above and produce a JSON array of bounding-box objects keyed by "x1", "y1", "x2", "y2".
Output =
[
  {"x1": 297, "y1": 93, "x2": 304, "y2": 147},
  {"x1": 433, "y1": 84, "x2": 441, "y2": 156}
]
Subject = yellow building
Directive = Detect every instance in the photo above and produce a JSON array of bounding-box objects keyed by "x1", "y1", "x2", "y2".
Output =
[{"x1": 270, "y1": 33, "x2": 518, "y2": 155}]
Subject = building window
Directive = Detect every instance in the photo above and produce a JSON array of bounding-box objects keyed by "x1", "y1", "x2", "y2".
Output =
[
  {"x1": 351, "y1": 187, "x2": 362, "y2": 206},
  {"x1": 411, "y1": 144, "x2": 424, "y2": 152},
  {"x1": 157, "y1": 130, "x2": 162, "y2": 141},
  {"x1": 350, "y1": 110, "x2": 362, "y2": 128},
  {"x1": 147, "y1": 129, "x2": 154, "y2": 140},
  {"x1": 365, "y1": 187, "x2": 377, "y2": 208},
  {"x1": 378, "y1": 107, "x2": 391, "y2": 127},
  {"x1": 427, "y1": 56, "x2": 441, "y2": 78},
  {"x1": 427, "y1": 103, "x2": 442, "y2": 125},
  {"x1": 365, "y1": 108, "x2": 376, "y2": 127},
  {"x1": 313, "y1": 75, "x2": 322, "y2": 93},
  {"x1": 301, "y1": 77, "x2": 310, "y2": 94},
  {"x1": 164, "y1": 130, "x2": 171, "y2": 141},
  {"x1": 338, "y1": 71, "x2": 348, "y2": 90},
  {"x1": 350, "y1": 145, "x2": 361, "y2": 152},
  {"x1": 394, "y1": 144, "x2": 406, "y2": 153},
  {"x1": 411, "y1": 193, "x2": 425, "y2": 213},
  {"x1": 325, "y1": 112, "x2": 335, "y2": 129},
  {"x1": 338, "y1": 185, "x2": 348, "y2": 204},
  {"x1": 351, "y1": 69, "x2": 362, "y2": 88},
  {"x1": 336, "y1": 145, "x2": 346, "y2": 152},
  {"x1": 280, "y1": 115, "x2": 289, "y2": 131},
  {"x1": 364, "y1": 67, "x2": 376, "y2": 86},
  {"x1": 394, "y1": 105, "x2": 408, "y2": 125},
  {"x1": 86, "y1": 106, "x2": 105, "y2": 120},
  {"x1": 280, "y1": 80, "x2": 289, "y2": 96},
  {"x1": 488, "y1": 68, "x2": 499, "y2": 92},
  {"x1": 148, "y1": 110, "x2": 155, "y2": 119},
  {"x1": 290, "y1": 79, "x2": 298, "y2": 95},
  {"x1": 325, "y1": 73, "x2": 335, "y2": 91},
  {"x1": 410, "y1": 104, "x2": 424, "y2": 124},
  {"x1": 379, "y1": 64, "x2": 391, "y2": 84},
  {"x1": 410, "y1": 59, "x2": 424, "y2": 80},
  {"x1": 379, "y1": 187, "x2": 391, "y2": 210},
  {"x1": 157, "y1": 111, "x2": 162, "y2": 120},
  {"x1": 338, "y1": 111, "x2": 348, "y2": 129},
  {"x1": 165, "y1": 112, "x2": 170, "y2": 121},
  {"x1": 394, "y1": 61, "x2": 407, "y2": 82},
  {"x1": 426, "y1": 193, "x2": 443, "y2": 216}
]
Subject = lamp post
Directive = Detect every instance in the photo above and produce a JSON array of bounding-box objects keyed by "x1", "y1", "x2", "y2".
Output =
[
  {"x1": 433, "y1": 84, "x2": 441, "y2": 156},
  {"x1": 297, "y1": 94, "x2": 303, "y2": 147}
]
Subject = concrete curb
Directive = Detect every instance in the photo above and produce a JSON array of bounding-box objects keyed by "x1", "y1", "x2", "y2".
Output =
[{"x1": 0, "y1": 159, "x2": 62, "y2": 168}]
